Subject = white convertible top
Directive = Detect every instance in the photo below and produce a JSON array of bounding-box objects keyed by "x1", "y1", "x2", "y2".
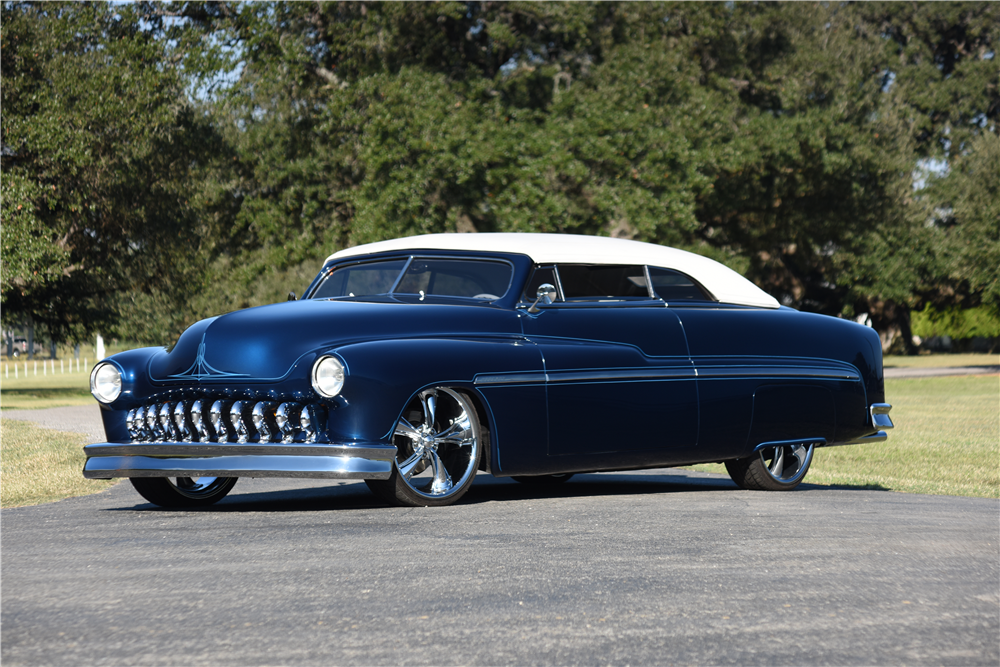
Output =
[{"x1": 327, "y1": 233, "x2": 780, "y2": 309}]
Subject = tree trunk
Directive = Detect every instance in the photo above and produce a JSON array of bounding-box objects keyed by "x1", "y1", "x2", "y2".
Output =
[{"x1": 856, "y1": 298, "x2": 916, "y2": 355}]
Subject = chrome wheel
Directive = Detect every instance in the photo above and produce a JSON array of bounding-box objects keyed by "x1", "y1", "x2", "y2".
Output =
[
  {"x1": 366, "y1": 387, "x2": 482, "y2": 507},
  {"x1": 130, "y1": 476, "x2": 238, "y2": 507},
  {"x1": 725, "y1": 443, "x2": 814, "y2": 491},
  {"x1": 758, "y1": 444, "x2": 813, "y2": 485},
  {"x1": 168, "y1": 477, "x2": 233, "y2": 499}
]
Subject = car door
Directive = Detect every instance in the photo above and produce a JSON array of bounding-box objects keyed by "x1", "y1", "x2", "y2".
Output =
[{"x1": 517, "y1": 264, "x2": 699, "y2": 466}]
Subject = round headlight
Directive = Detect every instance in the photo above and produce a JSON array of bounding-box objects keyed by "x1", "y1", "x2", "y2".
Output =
[
  {"x1": 90, "y1": 362, "x2": 122, "y2": 404},
  {"x1": 312, "y1": 356, "x2": 346, "y2": 398}
]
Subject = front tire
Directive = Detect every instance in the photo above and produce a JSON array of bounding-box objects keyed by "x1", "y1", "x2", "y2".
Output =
[
  {"x1": 366, "y1": 387, "x2": 482, "y2": 507},
  {"x1": 130, "y1": 477, "x2": 238, "y2": 507},
  {"x1": 725, "y1": 443, "x2": 814, "y2": 491}
]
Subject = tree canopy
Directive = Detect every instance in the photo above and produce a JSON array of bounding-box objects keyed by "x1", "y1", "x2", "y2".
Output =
[{"x1": 2, "y1": 1, "x2": 997, "y2": 351}]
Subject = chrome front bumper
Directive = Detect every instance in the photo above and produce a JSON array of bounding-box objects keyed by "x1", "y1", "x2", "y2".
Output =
[{"x1": 82, "y1": 441, "x2": 397, "y2": 480}]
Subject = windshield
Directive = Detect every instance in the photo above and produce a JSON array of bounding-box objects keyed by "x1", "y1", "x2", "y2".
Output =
[{"x1": 312, "y1": 257, "x2": 513, "y2": 300}]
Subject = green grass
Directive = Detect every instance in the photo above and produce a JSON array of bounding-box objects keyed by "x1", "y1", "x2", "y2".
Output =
[
  {"x1": 883, "y1": 352, "x2": 998, "y2": 368},
  {"x1": 0, "y1": 371, "x2": 93, "y2": 409},
  {"x1": 690, "y1": 375, "x2": 1000, "y2": 498},
  {"x1": 0, "y1": 418, "x2": 115, "y2": 508}
]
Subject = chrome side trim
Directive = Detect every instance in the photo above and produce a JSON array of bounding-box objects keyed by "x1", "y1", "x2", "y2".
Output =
[
  {"x1": 696, "y1": 366, "x2": 861, "y2": 381},
  {"x1": 547, "y1": 367, "x2": 695, "y2": 383},
  {"x1": 82, "y1": 441, "x2": 397, "y2": 480},
  {"x1": 475, "y1": 364, "x2": 856, "y2": 386},
  {"x1": 870, "y1": 403, "x2": 894, "y2": 430},
  {"x1": 822, "y1": 431, "x2": 888, "y2": 448},
  {"x1": 474, "y1": 367, "x2": 695, "y2": 386},
  {"x1": 475, "y1": 372, "x2": 547, "y2": 385}
]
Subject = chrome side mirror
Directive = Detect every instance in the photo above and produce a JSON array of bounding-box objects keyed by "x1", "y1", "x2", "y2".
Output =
[
  {"x1": 287, "y1": 291, "x2": 297, "y2": 301},
  {"x1": 528, "y1": 283, "x2": 557, "y2": 314}
]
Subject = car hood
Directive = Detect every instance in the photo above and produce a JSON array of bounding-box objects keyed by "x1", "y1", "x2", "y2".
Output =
[{"x1": 147, "y1": 299, "x2": 519, "y2": 383}]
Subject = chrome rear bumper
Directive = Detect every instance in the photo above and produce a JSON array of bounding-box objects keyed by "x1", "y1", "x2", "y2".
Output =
[
  {"x1": 822, "y1": 431, "x2": 888, "y2": 447},
  {"x1": 82, "y1": 441, "x2": 396, "y2": 480}
]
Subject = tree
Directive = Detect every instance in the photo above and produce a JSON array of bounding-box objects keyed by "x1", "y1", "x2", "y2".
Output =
[
  {"x1": 1, "y1": 2, "x2": 219, "y2": 344},
  {"x1": 6, "y1": 1, "x2": 995, "y2": 352}
]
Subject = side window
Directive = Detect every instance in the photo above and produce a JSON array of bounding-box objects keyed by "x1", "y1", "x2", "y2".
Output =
[
  {"x1": 522, "y1": 266, "x2": 558, "y2": 301},
  {"x1": 648, "y1": 267, "x2": 714, "y2": 302},
  {"x1": 556, "y1": 265, "x2": 650, "y2": 300}
]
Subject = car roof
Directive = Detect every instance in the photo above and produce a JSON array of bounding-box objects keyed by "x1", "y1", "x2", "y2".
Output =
[{"x1": 326, "y1": 233, "x2": 780, "y2": 309}]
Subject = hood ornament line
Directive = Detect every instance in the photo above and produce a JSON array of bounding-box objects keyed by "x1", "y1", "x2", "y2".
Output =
[{"x1": 167, "y1": 333, "x2": 249, "y2": 381}]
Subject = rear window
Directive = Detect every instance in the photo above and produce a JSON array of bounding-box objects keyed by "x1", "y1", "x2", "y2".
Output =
[{"x1": 648, "y1": 267, "x2": 714, "y2": 302}]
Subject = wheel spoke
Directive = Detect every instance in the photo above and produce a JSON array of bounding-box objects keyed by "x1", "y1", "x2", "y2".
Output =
[
  {"x1": 768, "y1": 447, "x2": 785, "y2": 477},
  {"x1": 421, "y1": 392, "x2": 437, "y2": 428},
  {"x1": 394, "y1": 417, "x2": 421, "y2": 441},
  {"x1": 427, "y1": 450, "x2": 453, "y2": 495},
  {"x1": 434, "y1": 414, "x2": 472, "y2": 446},
  {"x1": 398, "y1": 450, "x2": 426, "y2": 480},
  {"x1": 791, "y1": 445, "x2": 807, "y2": 472}
]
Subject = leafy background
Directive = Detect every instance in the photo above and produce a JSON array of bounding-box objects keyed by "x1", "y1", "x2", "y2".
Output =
[{"x1": 2, "y1": 1, "x2": 997, "y2": 350}]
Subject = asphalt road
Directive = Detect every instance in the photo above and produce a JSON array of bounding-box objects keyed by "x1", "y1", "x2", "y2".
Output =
[
  {"x1": 2, "y1": 384, "x2": 998, "y2": 666},
  {"x1": 3, "y1": 471, "x2": 998, "y2": 665}
]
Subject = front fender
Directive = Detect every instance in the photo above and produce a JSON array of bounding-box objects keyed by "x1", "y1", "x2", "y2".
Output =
[{"x1": 329, "y1": 336, "x2": 545, "y2": 467}]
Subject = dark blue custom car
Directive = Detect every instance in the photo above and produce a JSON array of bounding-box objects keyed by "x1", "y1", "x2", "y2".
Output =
[{"x1": 85, "y1": 233, "x2": 894, "y2": 507}]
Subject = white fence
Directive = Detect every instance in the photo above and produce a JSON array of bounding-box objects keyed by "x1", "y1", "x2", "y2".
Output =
[{"x1": 2, "y1": 358, "x2": 90, "y2": 379}]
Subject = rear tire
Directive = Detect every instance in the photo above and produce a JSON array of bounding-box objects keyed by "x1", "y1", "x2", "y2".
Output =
[
  {"x1": 725, "y1": 443, "x2": 814, "y2": 491},
  {"x1": 130, "y1": 477, "x2": 238, "y2": 507}
]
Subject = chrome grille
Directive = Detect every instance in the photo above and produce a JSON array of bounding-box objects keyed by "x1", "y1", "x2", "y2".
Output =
[{"x1": 125, "y1": 399, "x2": 324, "y2": 444}]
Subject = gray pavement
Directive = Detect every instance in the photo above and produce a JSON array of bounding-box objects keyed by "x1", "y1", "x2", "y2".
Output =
[
  {"x1": 2, "y1": 404, "x2": 107, "y2": 442},
  {"x1": 2, "y1": 389, "x2": 998, "y2": 665},
  {"x1": 2, "y1": 472, "x2": 998, "y2": 666}
]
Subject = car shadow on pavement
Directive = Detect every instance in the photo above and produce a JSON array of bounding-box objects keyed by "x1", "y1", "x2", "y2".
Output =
[
  {"x1": 101, "y1": 472, "x2": 893, "y2": 513},
  {"x1": 102, "y1": 471, "x2": 748, "y2": 513}
]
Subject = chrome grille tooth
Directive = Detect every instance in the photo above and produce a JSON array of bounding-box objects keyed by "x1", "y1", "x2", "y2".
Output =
[
  {"x1": 230, "y1": 401, "x2": 253, "y2": 444},
  {"x1": 191, "y1": 399, "x2": 212, "y2": 441},
  {"x1": 210, "y1": 400, "x2": 232, "y2": 443},
  {"x1": 145, "y1": 404, "x2": 164, "y2": 442},
  {"x1": 173, "y1": 401, "x2": 193, "y2": 442},
  {"x1": 126, "y1": 408, "x2": 139, "y2": 441},
  {"x1": 135, "y1": 406, "x2": 149, "y2": 442},
  {"x1": 300, "y1": 404, "x2": 318, "y2": 444},
  {"x1": 159, "y1": 403, "x2": 175, "y2": 441},
  {"x1": 252, "y1": 401, "x2": 277, "y2": 443},
  {"x1": 275, "y1": 402, "x2": 301, "y2": 444}
]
